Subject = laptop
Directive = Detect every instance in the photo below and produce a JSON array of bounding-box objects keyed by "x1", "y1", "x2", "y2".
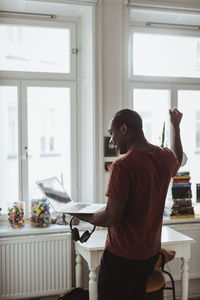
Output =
[{"x1": 36, "y1": 177, "x2": 105, "y2": 214}]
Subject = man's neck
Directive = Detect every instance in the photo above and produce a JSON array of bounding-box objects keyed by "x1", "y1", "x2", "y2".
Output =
[{"x1": 127, "y1": 138, "x2": 153, "y2": 152}]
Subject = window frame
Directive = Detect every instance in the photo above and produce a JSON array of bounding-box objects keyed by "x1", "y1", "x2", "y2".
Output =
[
  {"x1": 0, "y1": 79, "x2": 22, "y2": 212},
  {"x1": 128, "y1": 25, "x2": 200, "y2": 118},
  {"x1": 129, "y1": 25, "x2": 200, "y2": 82},
  {"x1": 0, "y1": 17, "x2": 77, "y2": 81},
  {"x1": 21, "y1": 80, "x2": 77, "y2": 217},
  {"x1": 128, "y1": 23, "x2": 200, "y2": 203},
  {"x1": 0, "y1": 17, "x2": 78, "y2": 218}
]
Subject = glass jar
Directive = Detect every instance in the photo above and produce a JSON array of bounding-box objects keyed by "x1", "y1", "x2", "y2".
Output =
[
  {"x1": 8, "y1": 201, "x2": 25, "y2": 229},
  {"x1": 30, "y1": 198, "x2": 51, "y2": 227}
]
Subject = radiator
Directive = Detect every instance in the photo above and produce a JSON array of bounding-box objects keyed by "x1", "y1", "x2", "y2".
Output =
[{"x1": 0, "y1": 233, "x2": 72, "y2": 299}]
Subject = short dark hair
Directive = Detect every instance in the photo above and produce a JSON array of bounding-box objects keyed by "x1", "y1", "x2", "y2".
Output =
[{"x1": 112, "y1": 109, "x2": 143, "y2": 135}]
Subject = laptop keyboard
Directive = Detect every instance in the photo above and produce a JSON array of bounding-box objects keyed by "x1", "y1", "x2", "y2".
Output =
[{"x1": 62, "y1": 203, "x2": 89, "y2": 212}]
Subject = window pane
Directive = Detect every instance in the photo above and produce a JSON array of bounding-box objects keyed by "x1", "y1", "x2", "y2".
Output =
[
  {"x1": 27, "y1": 87, "x2": 71, "y2": 201},
  {"x1": 0, "y1": 25, "x2": 70, "y2": 73},
  {"x1": 178, "y1": 90, "x2": 200, "y2": 202},
  {"x1": 196, "y1": 124, "x2": 200, "y2": 148},
  {"x1": 133, "y1": 33, "x2": 200, "y2": 78},
  {"x1": 0, "y1": 86, "x2": 19, "y2": 213},
  {"x1": 133, "y1": 89, "x2": 170, "y2": 146}
]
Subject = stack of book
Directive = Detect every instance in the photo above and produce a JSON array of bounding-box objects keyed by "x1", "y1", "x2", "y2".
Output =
[{"x1": 170, "y1": 172, "x2": 195, "y2": 219}]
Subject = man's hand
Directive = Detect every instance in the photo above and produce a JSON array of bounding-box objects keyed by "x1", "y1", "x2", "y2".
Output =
[
  {"x1": 169, "y1": 108, "x2": 183, "y2": 127},
  {"x1": 68, "y1": 194, "x2": 126, "y2": 227},
  {"x1": 69, "y1": 213, "x2": 93, "y2": 223},
  {"x1": 169, "y1": 108, "x2": 183, "y2": 168}
]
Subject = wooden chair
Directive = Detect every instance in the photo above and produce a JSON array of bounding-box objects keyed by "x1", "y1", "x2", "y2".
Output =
[{"x1": 145, "y1": 249, "x2": 176, "y2": 300}]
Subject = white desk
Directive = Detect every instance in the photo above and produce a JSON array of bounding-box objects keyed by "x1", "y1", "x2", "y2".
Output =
[{"x1": 75, "y1": 226, "x2": 194, "y2": 300}]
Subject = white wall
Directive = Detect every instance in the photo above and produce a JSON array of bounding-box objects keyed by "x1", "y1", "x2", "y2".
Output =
[
  {"x1": 102, "y1": 0, "x2": 124, "y2": 135},
  {"x1": 79, "y1": 7, "x2": 94, "y2": 203},
  {"x1": 98, "y1": 0, "x2": 125, "y2": 199}
]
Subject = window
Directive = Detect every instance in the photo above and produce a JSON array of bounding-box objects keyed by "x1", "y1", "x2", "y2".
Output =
[
  {"x1": 0, "y1": 21, "x2": 77, "y2": 215},
  {"x1": 39, "y1": 108, "x2": 56, "y2": 155},
  {"x1": 133, "y1": 89, "x2": 170, "y2": 146},
  {"x1": 27, "y1": 85, "x2": 73, "y2": 198},
  {"x1": 139, "y1": 111, "x2": 152, "y2": 141},
  {"x1": 130, "y1": 12, "x2": 200, "y2": 202},
  {"x1": 178, "y1": 90, "x2": 200, "y2": 199},
  {"x1": 133, "y1": 33, "x2": 200, "y2": 78},
  {"x1": 40, "y1": 136, "x2": 46, "y2": 153},
  {"x1": 8, "y1": 106, "x2": 18, "y2": 157},
  {"x1": 0, "y1": 86, "x2": 19, "y2": 213},
  {"x1": 0, "y1": 0, "x2": 95, "y2": 217},
  {"x1": 196, "y1": 111, "x2": 200, "y2": 150},
  {"x1": 0, "y1": 24, "x2": 72, "y2": 73}
]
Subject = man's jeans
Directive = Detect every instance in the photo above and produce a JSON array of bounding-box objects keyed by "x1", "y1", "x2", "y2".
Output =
[{"x1": 98, "y1": 249, "x2": 159, "y2": 300}]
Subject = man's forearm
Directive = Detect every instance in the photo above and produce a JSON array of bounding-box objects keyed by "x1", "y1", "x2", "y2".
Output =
[
  {"x1": 171, "y1": 125, "x2": 183, "y2": 166},
  {"x1": 70, "y1": 208, "x2": 116, "y2": 227}
]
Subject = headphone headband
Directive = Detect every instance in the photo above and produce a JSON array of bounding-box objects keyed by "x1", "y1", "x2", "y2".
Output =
[{"x1": 70, "y1": 216, "x2": 96, "y2": 243}]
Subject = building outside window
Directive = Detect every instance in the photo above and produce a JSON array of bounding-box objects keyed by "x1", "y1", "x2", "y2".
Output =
[
  {"x1": 39, "y1": 108, "x2": 56, "y2": 155},
  {"x1": 8, "y1": 106, "x2": 17, "y2": 158},
  {"x1": 196, "y1": 111, "x2": 200, "y2": 151}
]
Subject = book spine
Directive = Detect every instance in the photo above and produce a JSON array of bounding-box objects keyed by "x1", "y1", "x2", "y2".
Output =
[
  {"x1": 170, "y1": 214, "x2": 195, "y2": 219},
  {"x1": 173, "y1": 176, "x2": 190, "y2": 180},
  {"x1": 197, "y1": 184, "x2": 200, "y2": 203},
  {"x1": 172, "y1": 184, "x2": 191, "y2": 188}
]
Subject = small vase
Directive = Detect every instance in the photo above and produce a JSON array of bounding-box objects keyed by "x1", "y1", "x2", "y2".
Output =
[
  {"x1": 30, "y1": 198, "x2": 51, "y2": 228},
  {"x1": 8, "y1": 201, "x2": 25, "y2": 229}
]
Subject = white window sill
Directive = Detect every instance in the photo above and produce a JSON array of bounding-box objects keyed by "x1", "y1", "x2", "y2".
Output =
[
  {"x1": 1, "y1": 216, "x2": 200, "y2": 238},
  {"x1": 0, "y1": 220, "x2": 93, "y2": 238},
  {"x1": 0, "y1": 222, "x2": 70, "y2": 237}
]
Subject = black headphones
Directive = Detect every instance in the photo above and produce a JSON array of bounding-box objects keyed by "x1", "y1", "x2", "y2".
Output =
[{"x1": 70, "y1": 216, "x2": 96, "y2": 243}]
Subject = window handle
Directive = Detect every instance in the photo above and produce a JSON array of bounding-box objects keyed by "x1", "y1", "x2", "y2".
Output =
[{"x1": 25, "y1": 146, "x2": 28, "y2": 159}]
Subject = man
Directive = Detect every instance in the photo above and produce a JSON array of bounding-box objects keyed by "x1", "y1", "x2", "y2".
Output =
[{"x1": 70, "y1": 108, "x2": 183, "y2": 300}]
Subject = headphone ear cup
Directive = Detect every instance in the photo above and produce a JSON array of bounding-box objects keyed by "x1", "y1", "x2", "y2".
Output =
[
  {"x1": 79, "y1": 230, "x2": 91, "y2": 243},
  {"x1": 72, "y1": 227, "x2": 80, "y2": 241}
]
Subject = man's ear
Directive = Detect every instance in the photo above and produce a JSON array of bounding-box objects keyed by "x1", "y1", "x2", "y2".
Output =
[{"x1": 120, "y1": 124, "x2": 127, "y2": 135}]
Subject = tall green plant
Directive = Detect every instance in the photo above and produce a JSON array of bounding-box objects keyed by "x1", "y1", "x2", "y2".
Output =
[{"x1": 161, "y1": 121, "x2": 165, "y2": 148}]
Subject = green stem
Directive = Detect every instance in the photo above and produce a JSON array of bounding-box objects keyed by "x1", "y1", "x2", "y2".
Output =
[{"x1": 161, "y1": 121, "x2": 165, "y2": 148}]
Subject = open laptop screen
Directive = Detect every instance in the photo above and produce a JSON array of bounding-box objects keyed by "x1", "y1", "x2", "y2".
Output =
[{"x1": 36, "y1": 177, "x2": 72, "y2": 211}]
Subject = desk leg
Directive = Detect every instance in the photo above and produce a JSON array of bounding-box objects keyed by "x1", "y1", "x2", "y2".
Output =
[
  {"x1": 181, "y1": 257, "x2": 189, "y2": 300},
  {"x1": 89, "y1": 268, "x2": 97, "y2": 300},
  {"x1": 75, "y1": 251, "x2": 82, "y2": 287}
]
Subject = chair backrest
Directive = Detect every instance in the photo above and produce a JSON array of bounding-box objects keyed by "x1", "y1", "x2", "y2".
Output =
[
  {"x1": 154, "y1": 248, "x2": 176, "y2": 270},
  {"x1": 146, "y1": 248, "x2": 176, "y2": 300}
]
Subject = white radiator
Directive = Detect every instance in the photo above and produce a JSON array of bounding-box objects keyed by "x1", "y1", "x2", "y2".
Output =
[{"x1": 0, "y1": 233, "x2": 72, "y2": 299}]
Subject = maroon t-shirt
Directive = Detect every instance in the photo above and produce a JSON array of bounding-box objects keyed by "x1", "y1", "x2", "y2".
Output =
[{"x1": 105, "y1": 146, "x2": 179, "y2": 260}]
